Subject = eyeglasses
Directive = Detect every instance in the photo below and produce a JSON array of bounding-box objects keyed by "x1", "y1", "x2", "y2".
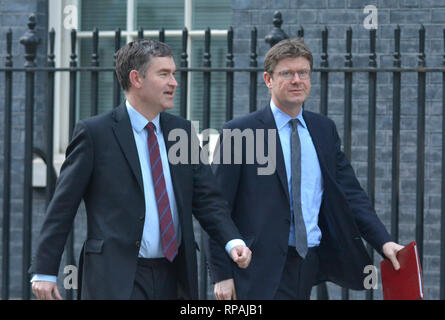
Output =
[{"x1": 275, "y1": 70, "x2": 311, "y2": 80}]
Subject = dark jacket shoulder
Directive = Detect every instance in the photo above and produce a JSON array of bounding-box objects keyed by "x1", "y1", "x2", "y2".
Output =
[
  {"x1": 160, "y1": 111, "x2": 192, "y2": 131},
  {"x1": 77, "y1": 106, "x2": 119, "y2": 134},
  {"x1": 303, "y1": 109, "x2": 336, "y2": 126},
  {"x1": 222, "y1": 108, "x2": 268, "y2": 130}
]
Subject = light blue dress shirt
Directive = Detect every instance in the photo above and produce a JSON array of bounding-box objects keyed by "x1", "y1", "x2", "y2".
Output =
[
  {"x1": 270, "y1": 101, "x2": 323, "y2": 248},
  {"x1": 126, "y1": 102, "x2": 243, "y2": 255},
  {"x1": 32, "y1": 101, "x2": 244, "y2": 283},
  {"x1": 126, "y1": 101, "x2": 181, "y2": 258}
]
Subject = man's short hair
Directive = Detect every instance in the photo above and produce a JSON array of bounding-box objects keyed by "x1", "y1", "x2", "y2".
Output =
[
  {"x1": 264, "y1": 38, "x2": 313, "y2": 76},
  {"x1": 115, "y1": 39, "x2": 173, "y2": 91}
]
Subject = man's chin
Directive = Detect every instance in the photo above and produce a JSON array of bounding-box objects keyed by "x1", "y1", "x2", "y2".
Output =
[
  {"x1": 161, "y1": 104, "x2": 175, "y2": 111},
  {"x1": 288, "y1": 97, "x2": 306, "y2": 106}
]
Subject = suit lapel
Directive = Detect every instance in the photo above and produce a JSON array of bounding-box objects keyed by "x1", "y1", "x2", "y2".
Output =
[
  {"x1": 160, "y1": 112, "x2": 178, "y2": 181},
  {"x1": 302, "y1": 110, "x2": 331, "y2": 181},
  {"x1": 257, "y1": 105, "x2": 290, "y2": 203},
  {"x1": 112, "y1": 103, "x2": 144, "y2": 192}
]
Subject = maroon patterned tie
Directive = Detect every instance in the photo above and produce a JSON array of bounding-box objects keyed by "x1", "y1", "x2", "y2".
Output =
[{"x1": 146, "y1": 122, "x2": 178, "y2": 262}]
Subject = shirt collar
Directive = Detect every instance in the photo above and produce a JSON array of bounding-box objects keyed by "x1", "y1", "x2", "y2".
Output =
[
  {"x1": 125, "y1": 100, "x2": 161, "y2": 134},
  {"x1": 269, "y1": 100, "x2": 307, "y2": 130}
]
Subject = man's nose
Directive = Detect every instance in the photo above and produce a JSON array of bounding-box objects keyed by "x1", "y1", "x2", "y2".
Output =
[
  {"x1": 291, "y1": 72, "x2": 303, "y2": 82},
  {"x1": 169, "y1": 74, "x2": 178, "y2": 87}
]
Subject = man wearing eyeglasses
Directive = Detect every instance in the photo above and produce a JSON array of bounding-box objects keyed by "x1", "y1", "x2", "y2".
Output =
[{"x1": 205, "y1": 38, "x2": 403, "y2": 300}]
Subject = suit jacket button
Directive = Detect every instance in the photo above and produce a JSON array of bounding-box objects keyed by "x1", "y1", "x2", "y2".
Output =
[
  {"x1": 135, "y1": 241, "x2": 141, "y2": 248},
  {"x1": 139, "y1": 215, "x2": 144, "y2": 221}
]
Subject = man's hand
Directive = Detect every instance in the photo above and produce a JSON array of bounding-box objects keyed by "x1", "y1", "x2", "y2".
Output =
[
  {"x1": 382, "y1": 241, "x2": 404, "y2": 270},
  {"x1": 229, "y1": 245, "x2": 252, "y2": 269},
  {"x1": 32, "y1": 281, "x2": 63, "y2": 300},
  {"x1": 214, "y1": 278, "x2": 237, "y2": 300}
]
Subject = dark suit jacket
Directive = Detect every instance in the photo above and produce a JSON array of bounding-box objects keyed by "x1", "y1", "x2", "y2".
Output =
[
  {"x1": 205, "y1": 105, "x2": 393, "y2": 299},
  {"x1": 29, "y1": 103, "x2": 241, "y2": 299}
]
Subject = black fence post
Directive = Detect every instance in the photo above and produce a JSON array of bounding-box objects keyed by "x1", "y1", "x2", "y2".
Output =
[
  {"x1": 203, "y1": 27, "x2": 211, "y2": 130},
  {"x1": 19, "y1": 14, "x2": 40, "y2": 300},
  {"x1": 66, "y1": 28, "x2": 78, "y2": 301},
  {"x1": 391, "y1": 25, "x2": 401, "y2": 243},
  {"x1": 113, "y1": 28, "x2": 121, "y2": 108},
  {"x1": 319, "y1": 26, "x2": 328, "y2": 116},
  {"x1": 159, "y1": 27, "x2": 165, "y2": 43},
  {"x1": 249, "y1": 27, "x2": 257, "y2": 113},
  {"x1": 416, "y1": 24, "x2": 426, "y2": 267},
  {"x1": 366, "y1": 28, "x2": 377, "y2": 301},
  {"x1": 342, "y1": 26, "x2": 353, "y2": 301},
  {"x1": 2, "y1": 28, "x2": 13, "y2": 301},
  {"x1": 298, "y1": 25, "x2": 304, "y2": 39},
  {"x1": 316, "y1": 26, "x2": 330, "y2": 301},
  {"x1": 69, "y1": 29, "x2": 77, "y2": 137},
  {"x1": 200, "y1": 27, "x2": 212, "y2": 300},
  {"x1": 45, "y1": 28, "x2": 56, "y2": 206},
  {"x1": 91, "y1": 28, "x2": 99, "y2": 116},
  {"x1": 441, "y1": 26, "x2": 445, "y2": 301},
  {"x1": 343, "y1": 26, "x2": 353, "y2": 160},
  {"x1": 265, "y1": 11, "x2": 288, "y2": 47},
  {"x1": 226, "y1": 26, "x2": 234, "y2": 122},
  {"x1": 180, "y1": 27, "x2": 188, "y2": 119}
]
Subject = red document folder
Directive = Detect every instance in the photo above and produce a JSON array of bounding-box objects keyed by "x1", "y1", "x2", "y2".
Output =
[{"x1": 380, "y1": 241, "x2": 424, "y2": 300}]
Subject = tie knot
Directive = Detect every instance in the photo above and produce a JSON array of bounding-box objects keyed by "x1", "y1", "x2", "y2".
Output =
[
  {"x1": 146, "y1": 122, "x2": 156, "y2": 133},
  {"x1": 290, "y1": 118, "x2": 299, "y2": 131}
]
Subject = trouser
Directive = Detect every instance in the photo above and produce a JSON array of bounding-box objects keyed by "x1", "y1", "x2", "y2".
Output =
[
  {"x1": 274, "y1": 246, "x2": 320, "y2": 300},
  {"x1": 130, "y1": 257, "x2": 178, "y2": 300}
]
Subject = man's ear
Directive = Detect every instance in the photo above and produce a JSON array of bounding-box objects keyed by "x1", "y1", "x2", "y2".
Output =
[
  {"x1": 129, "y1": 70, "x2": 143, "y2": 89},
  {"x1": 263, "y1": 72, "x2": 272, "y2": 89}
]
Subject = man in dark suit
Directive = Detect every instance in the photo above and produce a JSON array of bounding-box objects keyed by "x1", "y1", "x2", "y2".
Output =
[
  {"x1": 205, "y1": 39, "x2": 403, "y2": 300},
  {"x1": 29, "y1": 39, "x2": 251, "y2": 300}
]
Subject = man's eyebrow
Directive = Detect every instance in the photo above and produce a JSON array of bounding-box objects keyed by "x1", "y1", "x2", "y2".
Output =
[
  {"x1": 277, "y1": 68, "x2": 310, "y2": 73},
  {"x1": 157, "y1": 68, "x2": 176, "y2": 73}
]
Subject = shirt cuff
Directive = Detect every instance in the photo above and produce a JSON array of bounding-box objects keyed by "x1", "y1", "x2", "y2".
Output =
[
  {"x1": 225, "y1": 239, "x2": 247, "y2": 255},
  {"x1": 31, "y1": 274, "x2": 57, "y2": 283}
]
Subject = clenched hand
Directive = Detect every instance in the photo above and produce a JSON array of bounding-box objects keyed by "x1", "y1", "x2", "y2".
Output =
[
  {"x1": 32, "y1": 281, "x2": 63, "y2": 300},
  {"x1": 229, "y1": 245, "x2": 252, "y2": 269}
]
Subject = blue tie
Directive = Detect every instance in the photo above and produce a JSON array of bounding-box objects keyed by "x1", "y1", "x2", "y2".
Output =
[{"x1": 290, "y1": 119, "x2": 308, "y2": 259}]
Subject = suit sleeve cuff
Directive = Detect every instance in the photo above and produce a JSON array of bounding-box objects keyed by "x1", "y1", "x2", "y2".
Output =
[
  {"x1": 31, "y1": 274, "x2": 57, "y2": 283},
  {"x1": 225, "y1": 239, "x2": 246, "y2": 255}
]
